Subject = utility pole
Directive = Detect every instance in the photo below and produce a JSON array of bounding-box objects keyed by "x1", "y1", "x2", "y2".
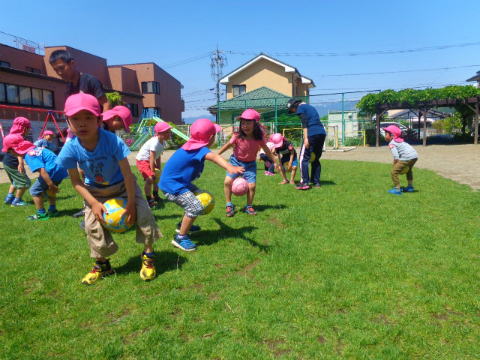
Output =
[{"x1": 211, "y1": 45, "x2": 227, "y2": 124}]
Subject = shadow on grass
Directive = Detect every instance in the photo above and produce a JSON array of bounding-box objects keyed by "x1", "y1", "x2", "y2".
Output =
[
  {"x1": 195, "y1": 218, "x2": 270, "y2": 252},
  {"x1": 153, "y1": 213, "x2": 180, "y2": 221},
  {"x1": 252, "y1": 204, "x2": 287, "y2": 212},
  {"x1": 319, "y1": 180, "x2": 336, "y2": 187},
  {"x1": 115, "y1": 250, "x2": 187, "y2": 276}
]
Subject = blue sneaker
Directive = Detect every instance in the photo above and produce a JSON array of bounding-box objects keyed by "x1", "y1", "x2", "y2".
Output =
[
  {"x1": 176, "y1": 222, "x2": 201, "y2": 234},
  {"x1": 172, "y1": 234, "x2": 197, "y2": 252},
  {"x1": 4, "y1": 195, "x2": 14, "y2": 205},
  {"x1": 388, "y1": 188, "x2": 402, "y2": 195},
  {"x1": 401, "y1": 186, "x2": 414, "y2": 193},
  {"x1": 11, "y1": 200, "x2": 30, "y2": 207}
]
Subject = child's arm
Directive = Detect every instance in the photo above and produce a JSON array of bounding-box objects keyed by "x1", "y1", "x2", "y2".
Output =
[
  {"x1": 118, "y1": 158, "x2": 137, "y2": 226},
  {"x1": 277, "y1": 153, "x2": 288, "y2": 181},
  {"x1": 17, "y1": 156, "x2": 25, "y2": 174},
  {"x1": 217, "y1": 141, "x2": 233, "y2": 156},
  {"x1": 204, "y1": 152, "x2": 245, "y2": 174},
  {"x1": 68, "y1": 168, "x2": 107, "y2": 223},
  {"x1": 38, "y1": 168, "x2": 60, "y2": 194},
  {"x1": 149, "y1": 150, "x2": 156, "y2": 173},
  {"x1": 260, "y1": 143, "x2": 281, "y2": 173}
]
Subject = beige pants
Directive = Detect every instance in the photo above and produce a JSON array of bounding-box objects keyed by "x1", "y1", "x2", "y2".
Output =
[
  {"x1": 84, "y1": 181, "x2": 162, "y2": 258},
  {"x1": 391, "y1": 158, "x2": 417, "y2": 187}
]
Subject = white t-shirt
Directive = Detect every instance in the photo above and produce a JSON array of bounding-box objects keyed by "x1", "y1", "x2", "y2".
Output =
[{"x1": 136, "y1": 137, "x2": 167, "y2": 161}]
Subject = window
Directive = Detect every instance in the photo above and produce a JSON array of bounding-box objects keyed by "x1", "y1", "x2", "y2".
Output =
[
  {"x1": 32, "y1": 88, "x2": 42, "y2": 106},
  {"x1": 6, "y1": 84, "x2": 18, "y2": 103},
  {"x1": 26, "y1": 67, "x2": 41, "y2": 74},
  {"x1": 0, "y1": 61, "x2": 10, "y2": 68},
  {"x1": 19, "y1": 86, "x2": 32, "y2": 105},
  {"x1": 0, "y1": 83, "x2": 5, "y2": 102},
  {"x1": 233, "y1": 85, "x2": 246, "y2": 97},
  {"x1": 0, "y1": 82, "x2": 53, "y2": 108},
  {"x1": 141, "y1": 81, "x2": 160, "y2": 94},
  {"x1": 144, "y1": 107, "x2": 160, "y2": 117},
  {"x1": 129, "y1": 103, "x2": 139, "y2": 117},
  {"x1": 42, "y1": 90, "x2": 53, "y2": 108}
]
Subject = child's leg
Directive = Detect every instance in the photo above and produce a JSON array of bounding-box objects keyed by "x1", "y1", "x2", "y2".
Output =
[
  {"x1": 247, "y1": 183, "x2": 256, "y2": 205},
  {"x1": 224, "y1": 176, "x2": 234, "y2": 204},
  {"x1": 290, "y1": 167, "x2": 297, "y2": 183},
  {"x1": 406, "y1": 159, "x2": 417, "y2": 187},
  {"x1": 391, "y1": 164, "x2": 403, "y2": 190},
  {"x1": 144, "y1": 176, "x2": 154, "y2": 198},
  {"x1": 32, "y1": 195, "x2": 45, "y2": 211},
  {"x1": 179, "y1": 215, "x2": 197, "y2": 236}
]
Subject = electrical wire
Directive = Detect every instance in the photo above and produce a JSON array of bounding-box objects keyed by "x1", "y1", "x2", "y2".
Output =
[{"x1": 320, "y1": 64, "x2": 480, "y2": 77}]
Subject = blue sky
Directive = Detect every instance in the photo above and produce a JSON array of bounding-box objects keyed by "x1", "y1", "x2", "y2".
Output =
[{"x1": 2, "y1": 0, "x2": 479, "y2": 120}]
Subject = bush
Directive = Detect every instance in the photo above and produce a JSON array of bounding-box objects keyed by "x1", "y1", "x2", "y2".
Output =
[{"x1": 343, "y1": 137, "x2": 364, "y2": 146}]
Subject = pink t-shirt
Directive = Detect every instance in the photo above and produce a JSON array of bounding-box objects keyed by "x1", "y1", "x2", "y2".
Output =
[{"x1": 230, "y1": 134, "x2": 266, "y2": 162}]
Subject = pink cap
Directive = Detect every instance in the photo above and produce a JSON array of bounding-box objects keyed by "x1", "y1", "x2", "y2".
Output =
[
  {"x1": 382, "y1": 125, "x2": 404, "y2": 143},
  {"x1": 154, "y1": 121, "x2": 172, "y2": 133},
  {"x1": 266, "y1": 141, "x2": 275, "y2": 152},
  {"x1": 64, "y1": 93, "x2": 101, "y2": 117},
  {"x1": 236, "y1": 109, "x2": 260, "y2": 122},
  {"x1": 43, "y1": 130, "x2": 54, "y2": 136},
  {"x1": 2, "y1": 134, "x2": 35, "y2": 154},
  {"x1": 102, "y1": 106, "x2": 133, "y2": 133},
  {"x1": 269, "y1": 133, "x2": 284, "y2": 148},
  {"x1": 182, "y1": 119, "x2": 221, "y2": 151},
  {"x1": 9, "y1": 117, "x2": 32, "y2": 135}
]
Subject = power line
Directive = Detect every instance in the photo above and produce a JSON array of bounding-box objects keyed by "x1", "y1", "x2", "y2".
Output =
[
  {"x1": 320, "y1": 64, "x2": 480, "y2": 77},
  {"x1": 162, "y1": 52, "x2": 211, "y2": 69},
  {"x1": 184, "y1": 98, "x2": 217, "y2": 104},
  {"x1": 183, "y1": 88, "x2": 215, "y2": 97}
]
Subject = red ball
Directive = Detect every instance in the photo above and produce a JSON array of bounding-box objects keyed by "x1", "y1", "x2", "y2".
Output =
[{"x1": 231, "y1": 177, "x2": 249, "y2": 197}]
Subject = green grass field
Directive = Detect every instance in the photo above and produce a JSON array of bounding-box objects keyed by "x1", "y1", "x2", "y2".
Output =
[{"x1": 1, "y1": 160, "x2": 479, "y2": 359}]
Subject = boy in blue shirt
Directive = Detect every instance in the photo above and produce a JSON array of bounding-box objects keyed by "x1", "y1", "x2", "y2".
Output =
[
  {"x1": 2, "y1": 133, "x2": 68, "y2": 220},
  {"x1": 160, "y1": 118, "x2": 244, "y2": 252},
  {"x1": 56, "y1": 93, "x2": 162, "y2": 285},
  {"x1": 34, "y1": 130, "x2": 57, "y2": 153}
]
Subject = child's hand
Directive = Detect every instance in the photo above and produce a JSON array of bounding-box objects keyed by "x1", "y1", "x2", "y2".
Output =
[
  {"x1": 92, "y1": 201, "x2": 107, "y2": 224},
  {"x1": 121, "y1": 202, "x2": 137, "y2": 227},
  {"x1": 18, "y1": 163, "x2": 25, "y2": 174},
  {"x1": 49, "y1": 184, "x2": 60, "y2": 194},
  {"x1": 227, "y1": 165, "x2": 245, "y2": 175},
  {"x1": 287, "y1": 162, "x2": 293, "y2": 172},
  {"x1": 274, "y1": 164, "x2": 282, "y2": 173}
]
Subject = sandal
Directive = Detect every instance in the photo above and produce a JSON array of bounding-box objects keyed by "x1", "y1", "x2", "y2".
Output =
[
  {"x1": 289, "y1": 180, "x2": 295, "y2": 185},
  {"x1": 279, "y1": 180, "x2": 289, "y2": 185}
]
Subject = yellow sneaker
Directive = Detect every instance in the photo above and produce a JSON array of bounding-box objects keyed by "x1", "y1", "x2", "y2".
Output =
[
  {"x1": 82, "y1": 260, "x2": 113, "y2": 285},
  {"x1": 140, "y1": 253, "x2": 156, "y2": 281}
]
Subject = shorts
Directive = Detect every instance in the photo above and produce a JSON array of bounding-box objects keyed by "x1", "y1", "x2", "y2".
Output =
[
  {"x1": 30, "y1": 177, "x2": 63, "y2": 197},
  {"x1": 163, "y1": 184, "x2": 203, "y2": 218},
  {"x1": 226, "y1": 155, "x2": 257, "y2": 184},
  {"x1": 3, "y1": 165, "x2": 31, "y2": 189},
  {"x1": 136, "y1": 160, "x2": 155, "y2": 180},
  {"x1": 280, "y1": 155, "x2": 298, "y2": 168}
]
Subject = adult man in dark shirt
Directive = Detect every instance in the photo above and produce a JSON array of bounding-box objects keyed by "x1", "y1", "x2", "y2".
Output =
[{"x1": 49, "y1": 50, "x2": 111, "y2": 112}]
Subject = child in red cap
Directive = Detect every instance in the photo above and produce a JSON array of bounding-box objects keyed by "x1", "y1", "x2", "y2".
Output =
[
  {"x1": 159, "y1": 118, "x2": 244, "y2": 252},
  {"x1": 101, "y1": 105, "x2": 133, "y2": 133},
  {"x1": 136, "y1": 121, "x2": 172, "y2": 208},
  {"x1": 3, "y1": 117, "x2": 32, "y2": 206},
  {"x1": 217, "y1": 109, "x2": 280, "y2": 217},
  {"x1": 34, "y1": 130, "x2": 57, "y2": 153},
  {"x1": 56, "y1": 93, "x2": 162, "y2": 284}
]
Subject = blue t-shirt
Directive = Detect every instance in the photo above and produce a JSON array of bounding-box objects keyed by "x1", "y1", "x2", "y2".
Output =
[
  {"x1": 160, "y1": 147, "x2": 210, "y2": 195},
  {"x1": 56, "y1": 127, "x2": 130, "y2": 187},
  {"x1": 34, "y1": 139, "x2": 56, "y2": 152},
  {"x1": 297, "y1": 104, "x2": 326, "y2": 137},
  {"x1": 25, "y1": 147, "x2": 68, "y2": 183}
]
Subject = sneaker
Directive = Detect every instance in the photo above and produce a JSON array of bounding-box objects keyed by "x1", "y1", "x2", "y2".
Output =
[
  {"x1": 176, "y1": 222, "x2": 201, "y2": 234},
  {"x1": 265, "y1": 171, "x2": 275, "y2": 176},
  {"x1": 27, "y1": 212, "x2": 50, "y2": 221},
  {"x1": 148, "y1": 199, "x2": 157, "y2": 209},
  {"x1": 72, "y1": 209, "x2": 85, "y2": 218},
  {"x1": 388, "y1": 188, "x2": 402, "y2": 195},
  {"x1": 82, "y1": 260, "x2": 113, "y2": 285},
  {"x1": 11, "y1": 200, "x2": 30, "y2": 207},
  {"x1": 4, "y1": 195, "x2": 14, "y2": 205},
  {"x1": 226, "y1": 203, "x2": 235, "y2": 217},
  {"x1": 140, "y1": 253, "x2": 156, "y2": 281},
  {"x1": 154, "y1": 195, "x2": 163, "y2": 203},
  {"x1": 243, "y1": 205, "x2": 257, "y2": 215},
  {"x1": 172, "y1": 234, "x2": 197, "y2": 252},
  {"x1": 295, "y1": 182, "x2": 310, "y2": 190},
  {"x1": 48, "y1": 209, "x2": 60, "y2": 217},
  {"x1": 401, "y1": 186, "x2": 414, "y2": 193}
]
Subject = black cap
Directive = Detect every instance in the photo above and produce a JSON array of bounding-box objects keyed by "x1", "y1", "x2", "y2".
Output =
[{"x1": 287, "y1": 98, "x2": 301, "y2": 113}]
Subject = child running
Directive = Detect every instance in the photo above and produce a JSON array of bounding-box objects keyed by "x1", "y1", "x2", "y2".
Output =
[
  {"x1": 382, "y1": 125, "x2": 418, "y2": 195},
  {"x1": 269, "y1": 133, "x2": 298, "y2": 185},
  {"x1": 159, "y1": 118, "x2": 244, "y2": 252},
  {"x1": 34, "y1": 130, "x2": 57, "y2": 153},
  {"x1": 136, "y1": 122, "x2": 172, "y2": 208},
  {"x1": 217, "y1": 109, "x2": 280, "y2": 217},
  {"x1": 3, "y1": 117, "x2": 32, "y2": 206},
  {"x1": 56, "y1": 93, "x2": 162, "y2": 284},
  {"x1": 3, "y1": 134, "x2": 68, "y2": 220}
]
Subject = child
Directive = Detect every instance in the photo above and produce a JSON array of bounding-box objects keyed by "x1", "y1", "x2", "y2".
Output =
[
  {"x1": 136, "y1": 122, "x2": 172, "y2": 208},
  {"x1": 3, "y1": 117, "x2": 32, "y2": 206},
  {"x1": 56, "y1": 93, "x2": 162, "y2": 284},
  {"x1": 270, "y1": 133, "x2": 298, "y2": 185},
  {"x1": 258, "y1": 141, "x2": 276, "y2": 176},
  {"x1": 34, "y1": 130, "x2": 57, "y2": 153},
  {"x1": 217, "y1": 109, "x2": 280, "y2": 217},
  {"x1": 101, "y1": 105, "x2": 133, "y2": 133},
  {"x1": 382, "y1": 125, "x2": 418, "y2": 195},
  {"x1": 159, "y1": 118, "x2": 244, "y2": 252},
  {"x1": 286, "y1": 98, "x2": 326, "y2": 190},
  {"x1": 3, "y1": 134, "x2": 68, "y2": 220}
]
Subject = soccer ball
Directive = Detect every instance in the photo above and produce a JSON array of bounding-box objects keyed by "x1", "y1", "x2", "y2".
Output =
[
  {"x1": 102, "y1": 198, "x2": 132, "y2": 233},
  {"x1": 400, "y1": 166, "x2": 410, "y2": 175},
  {"x1": 231, "y1": 177, "x2": 249, "y2": 197},
  {"x1": 193, "y1": 190, "x2": 215, "y2": 215},
  {"x1": 309, "y1": 153, "x2": 316, "y2": 163},
  {"x1": 154, "y1": 169, "x2": 161, "y2": 185},
  {"x1": 44, "y1": 189, "x2": 56, "y2": 198}
]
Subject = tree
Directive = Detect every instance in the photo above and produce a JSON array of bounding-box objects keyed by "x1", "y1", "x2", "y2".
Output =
[{"x1": 106, "y1": 92, "x2": 123, "y2": 107}]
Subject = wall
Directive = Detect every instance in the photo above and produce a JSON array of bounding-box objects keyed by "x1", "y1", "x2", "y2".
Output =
[{"x1": 0, "y1": 44, "x2": 46, "y2": 74}]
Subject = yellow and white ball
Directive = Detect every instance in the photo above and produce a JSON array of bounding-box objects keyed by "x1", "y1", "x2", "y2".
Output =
[
  {"x1": 400, "y1": 166, "x2": 410, "y2": 175},
  {"x1": 193, "y1": 190, "x2": 215, "y2": 215},
  {"x1": 102, "y1": 198, "x2": 132, "y2": 233},
  {"x1": 154, "y1": 169, "x2": 161, "y2": 185}
]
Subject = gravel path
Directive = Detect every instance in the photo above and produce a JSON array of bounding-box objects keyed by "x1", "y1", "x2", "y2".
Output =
[{"x1": 1, "y1": 145, "x2": 478, "y2": 190}]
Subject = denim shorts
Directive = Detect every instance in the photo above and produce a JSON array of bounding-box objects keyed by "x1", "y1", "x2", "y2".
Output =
[
  {"x1": 226, "y1": 155, "x2": 257, "y2": 183},
  {"x1": 30, "y1": 177, "x2": 63, "y2": 197},
  {"x1": 280, "y1": 155, "x2": 298, "y2": 168}
]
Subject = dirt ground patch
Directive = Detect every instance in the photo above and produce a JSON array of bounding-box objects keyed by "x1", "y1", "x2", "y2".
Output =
[{"x1": 1, "y1": 145, "x2": 478, "y2": 191}]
